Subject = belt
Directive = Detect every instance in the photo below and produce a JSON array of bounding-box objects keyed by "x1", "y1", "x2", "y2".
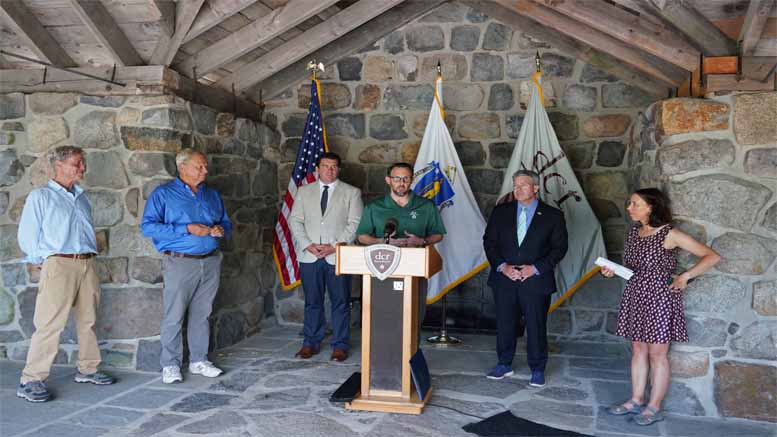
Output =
[
  {"x1": 163, "y1": 250, "x2": 219, "y2": 259},
  {"x1": 51, "y1": 253, "x2": 95, "y2": 260}
]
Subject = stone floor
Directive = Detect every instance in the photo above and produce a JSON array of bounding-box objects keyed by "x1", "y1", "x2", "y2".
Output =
[{"x1": 0, "y1": 322, "x2": 773, "y2": 437}]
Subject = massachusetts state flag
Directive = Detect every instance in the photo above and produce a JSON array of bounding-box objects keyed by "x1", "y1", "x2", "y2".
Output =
[
  {"x1": 272, "y1": 80, "x2": 328, "y2": 290},
  {"x1": 412, "y1": 75, "x2": 488, "y2": 304}
]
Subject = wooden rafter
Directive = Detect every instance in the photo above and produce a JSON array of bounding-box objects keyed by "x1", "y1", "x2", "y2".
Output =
[
  {"x1": 254, "y1": 0, "x2": 446, "y2": 99},
  {"x1": 512, "y1": 1, "x2": 687, "y2": 85},
  {"x1": 217, "y1": 0, "x2": 406, "y2": 92},
  {"x1": 0, "y1": 0, "x2": 76, "y2": 67},
  {"x1": 183, "y1": 0, "x2": 259, "y2": 44},
  {"x1": 68, "y1": 0, "x2": 144, "y2": 66},
  {"x1": 154, "y1": 0, "x2": 176, "y2": 38},
  {"x1": 463, "y1": 0, "x2": 670, "y2": 96},
  {"x1": 0, "y1": 65, "x2": 262, "y2": 120},
  {"x1": 150, "y1": 0, "x2": 206, "y2": 66},
  {"x1": 649, "y1": 0, "x2": 737, "y2": 56},
  {"x1": 739, "y1": 0, "x2": 776, "y2": 55},
  {"x1": 178, "y1": 0, "x2": 341, "y2": 79},
  {"x1": 534, "y1": 0, "x2": 699, "y2": 72}
]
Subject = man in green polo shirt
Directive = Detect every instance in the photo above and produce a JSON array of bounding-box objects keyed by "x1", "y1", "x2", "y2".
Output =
[{"x1": 357, "y1": 162, "x2": 446, "y2": 323}]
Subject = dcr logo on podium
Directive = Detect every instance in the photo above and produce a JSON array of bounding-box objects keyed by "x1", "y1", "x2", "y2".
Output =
[{"x1": 364, "y1": 244, "x2": 401, "y2": 281}]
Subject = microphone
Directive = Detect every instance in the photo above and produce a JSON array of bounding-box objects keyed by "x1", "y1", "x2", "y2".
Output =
[{"x1": 383, "y1": 217, "x2": 398, "y2": 243}]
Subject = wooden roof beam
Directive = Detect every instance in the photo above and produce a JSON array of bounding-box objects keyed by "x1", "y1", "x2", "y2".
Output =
[
  {"x1": 150, "y1": 0, "x2": 206, "y2": 66},
  {"x1": 0, "y1": 0, "x2": 76, "y2": 67},
  {"x1": 183, "y1": 0, "x2": 259, "y2": 44},
  {"x1": 511, "y1": 1, "x2": 687, "y2": 85},
  {"x1": 69, "y1": 0, "x2": 144, "y2": 66},
  {"x1": 253, "y1": 0, "x2": 445, "y2": 99},
  {"x1": 217, "y1": 0, "x2": 406, "y2": 92},
  {"x1": 739, "y1": 0, "x2": 776, "y2": 55},
  {"x1": 463, "y1": 0, "x2": 670, "y2": 97},
  {"x1": 648, "y1": 0, "x2": 737, "y2": 56},
  {"x1": 178, "y1": 0, "x2": 341, "y2": 79},
  {"x1": 534, "y1": 0, "x2": 699, "y2": 72}
]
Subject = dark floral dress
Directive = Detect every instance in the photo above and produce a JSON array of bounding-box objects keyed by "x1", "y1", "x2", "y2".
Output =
[{"x1": 615, "y1": 225, "x2": 688, "y2": 343}]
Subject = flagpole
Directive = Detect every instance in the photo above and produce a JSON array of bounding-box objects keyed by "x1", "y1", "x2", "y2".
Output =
[{"x1": 425, "y1": 60, "x2": 462, "y2": 346}]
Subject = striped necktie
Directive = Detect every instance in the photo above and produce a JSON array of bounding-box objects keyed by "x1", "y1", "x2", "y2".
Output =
[{"x1": 321, "y1": 185, "x2": 329, "y2": 216}]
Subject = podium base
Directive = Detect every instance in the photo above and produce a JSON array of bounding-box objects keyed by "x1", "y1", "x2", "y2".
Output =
[{"x1": 345, "y1": 387, "x2": 432, "y2": 415}]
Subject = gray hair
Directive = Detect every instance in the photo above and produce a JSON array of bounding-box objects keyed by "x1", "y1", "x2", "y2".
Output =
[
  {"x1": 512, "y1": 169, "x2": 540, "y2": 185},
  {"x1": 175, "y1": 148, "x2": 204, "y2": 168},
  {"x1": 47, "y1": 145, "x2": 83, "y2": 166}
]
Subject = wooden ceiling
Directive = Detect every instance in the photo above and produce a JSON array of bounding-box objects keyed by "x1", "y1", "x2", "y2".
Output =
[{"x1": 1, "y1": 0, "x2": 775, "y2": 105}]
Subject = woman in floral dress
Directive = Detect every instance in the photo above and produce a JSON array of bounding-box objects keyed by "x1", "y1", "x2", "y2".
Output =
[{"x1": 601, "y1": 188, "x2": 720, "y2": 426}]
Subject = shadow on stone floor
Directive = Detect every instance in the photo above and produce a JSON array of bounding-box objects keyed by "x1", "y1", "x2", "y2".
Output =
[{"x1": 0, "y1": 327, "x2": 774, "y2": 437}]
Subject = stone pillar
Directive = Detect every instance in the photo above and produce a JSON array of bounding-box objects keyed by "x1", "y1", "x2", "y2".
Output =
[
  {"x1": 628, "y1": 93, "x2": 777, "y2": 422},
  {"x1": 0, "y1": 91, "x2": 282, "y2": 371}
]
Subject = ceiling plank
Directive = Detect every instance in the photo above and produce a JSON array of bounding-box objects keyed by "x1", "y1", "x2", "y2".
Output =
[
  {"x1": 0, "y1": 0, "x2": 77, "y2": 67},
  {"x1": 183, "y1": 0, "x2": 259, "y2": 44},
  {"x1": 649, "y1": 0, "x2": 737, "y2": 55},
  {"x1": 511, "y1": 1, "x2": 687, "y2": 85},
  {"x1": 253, "y1": 0, "x2": 445, "y2": 100},
  {"x1": 463, "y1": 0, "x2": 670, "y2": 96},
  {"x1": 68, "y1": 0, "x2": 144, "y2": 66},
  {"x1": 739, "y1": 0, "x2": 776, "y2": 55},
  {"x1": 217, "y1": 0, "x2": 406, "y2": 92},
  {"x1": 0, "y1": 64, "x2": 263, "y2": 120},
  {"x1": 535, "y1": 0, "x2": 699, "y2": 72},
  {"x1": 150, "y1": 0, "x2": 205, "y2": 66},
  {"x1": 609, "y1": 0, "x2": 666, "y2": 26},
  {"x1": 153, "y1": 0, "x2": 176, "y2": 38},
  {"x1": 178, "y1": 0, "x2": 341, "y2": 79}
]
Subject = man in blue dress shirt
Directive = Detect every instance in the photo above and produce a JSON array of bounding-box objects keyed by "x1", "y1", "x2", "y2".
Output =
[
  {"x1": 17, "y1": 146, "x2": 115, "y2": 403},
  {"x1": 141, "y1": 149, "x2": 232, "y2": 384}
]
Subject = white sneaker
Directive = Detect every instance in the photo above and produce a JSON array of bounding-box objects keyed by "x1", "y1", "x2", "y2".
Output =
[
  {"x1": 189, "y1": 361, "x2": 223, "y2": 378},
  {"x1": 162, "y1": 366, "x2": 182, "y2": 384}
]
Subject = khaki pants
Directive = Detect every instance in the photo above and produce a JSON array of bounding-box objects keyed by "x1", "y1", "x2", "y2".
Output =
[{"x1": 21, "y1": 257, "x2": 101, "y2": 383}]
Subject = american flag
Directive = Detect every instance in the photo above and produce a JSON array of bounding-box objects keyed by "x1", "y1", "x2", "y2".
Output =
[{"x1": 272, "y1": 80, "x2": 328, "y2": 289}]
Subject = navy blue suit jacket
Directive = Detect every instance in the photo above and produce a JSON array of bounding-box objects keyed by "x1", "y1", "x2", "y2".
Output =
[{"x1": 483, "y1": 200, "x2": 568, "y2": 294}]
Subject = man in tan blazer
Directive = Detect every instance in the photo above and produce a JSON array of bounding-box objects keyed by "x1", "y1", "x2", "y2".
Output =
[{"x1": 289, "y1": 152, "x2": 363, "y2": 361}]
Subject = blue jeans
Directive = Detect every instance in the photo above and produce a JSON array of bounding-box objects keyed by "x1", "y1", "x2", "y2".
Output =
[{"x1": 300, "y1": 259, "x2": 351, "y2": 350}]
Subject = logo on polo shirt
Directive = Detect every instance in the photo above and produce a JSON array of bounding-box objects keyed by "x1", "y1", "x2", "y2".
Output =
[{"x1": 410, "y1": 211, "x2": 418, "y2": 220}]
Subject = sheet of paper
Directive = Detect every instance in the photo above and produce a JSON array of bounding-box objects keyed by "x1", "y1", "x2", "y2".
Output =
[{"x1": 595, "y1": 257, "x2": 634, "y2": 281}]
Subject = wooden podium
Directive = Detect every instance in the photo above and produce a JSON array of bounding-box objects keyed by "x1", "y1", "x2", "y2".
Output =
[{"x1": 336, "y1": 244, "x2": 442, "y2": 414}]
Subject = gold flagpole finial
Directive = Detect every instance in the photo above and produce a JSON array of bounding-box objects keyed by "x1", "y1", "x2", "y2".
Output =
[
  {"x1": 306, "y1": 60, "x2": 325, "y2": 80},
  {"x1": 535, "y1": 51, "x2": 542, "y2": 72}
]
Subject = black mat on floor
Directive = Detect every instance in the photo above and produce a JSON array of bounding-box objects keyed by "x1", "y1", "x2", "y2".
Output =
[{"x1": 462, "y1": 411, "x2": 592, "y2": 436}]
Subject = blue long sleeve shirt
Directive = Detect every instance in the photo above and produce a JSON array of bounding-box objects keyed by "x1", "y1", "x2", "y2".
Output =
[
  {"x1": 141, "y1": 178, "x2": 232, "y2": 255},
  {"x1": 17, "y1": 180, "x2": 97, "y2": 264}
]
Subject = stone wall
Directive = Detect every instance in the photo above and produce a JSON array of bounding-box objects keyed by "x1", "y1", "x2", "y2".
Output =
[
  {"x1": 0, "y1": 91, "x2": 281, "y2": 371},
  {"x1": 629, "y1": 93, "x2": 777, "y2": 422},
  {"x1": 266, "y1": 2, "x2": 658, "y2": 332}
]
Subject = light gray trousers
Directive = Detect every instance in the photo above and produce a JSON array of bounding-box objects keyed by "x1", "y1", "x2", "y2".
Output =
[{"x1": 160, "y1": 253, "x2": 222, "y2": 368}]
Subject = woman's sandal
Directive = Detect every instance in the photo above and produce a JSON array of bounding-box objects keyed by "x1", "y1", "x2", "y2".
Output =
[
  {"x1": 606, "y1": 399, "x2": 643, "y2": 415},
  {"x1": 633, "y1": 405, "x2": 665, "y2": 426}
]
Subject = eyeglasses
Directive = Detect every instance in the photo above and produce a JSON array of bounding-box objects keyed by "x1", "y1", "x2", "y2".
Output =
[{"x1": 389, "y1": 176, "x2": 411, "y2": 183}]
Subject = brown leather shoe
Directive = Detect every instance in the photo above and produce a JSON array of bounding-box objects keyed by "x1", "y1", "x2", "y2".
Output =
[
  {"x1": 295, "y1": 345, "x2": 319, "y2": 359},
  {"x1": 330, "y1": 348, "x2": 348, "y2": 362}
]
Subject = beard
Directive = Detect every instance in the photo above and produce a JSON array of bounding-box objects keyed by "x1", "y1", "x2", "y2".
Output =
[{"x1": 392, "y1": 187, "x2": 409, "y2": 197}]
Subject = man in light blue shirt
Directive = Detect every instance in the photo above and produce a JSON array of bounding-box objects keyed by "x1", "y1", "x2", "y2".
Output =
[
  {"x1": 16, "y1": 146, "x2": 115, "y2": 403},
  {"x1": 141, "y1": 149, "x2": 232, "y2": 384}
]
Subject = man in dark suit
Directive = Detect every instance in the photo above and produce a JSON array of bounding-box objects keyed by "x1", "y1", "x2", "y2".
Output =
[{"x1": 483, "y1": 170, "x2": 568, "y2": 387}]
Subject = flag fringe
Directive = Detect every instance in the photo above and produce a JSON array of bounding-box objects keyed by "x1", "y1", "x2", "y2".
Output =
[
  {"x1": 547, "y1": 266, "x2": 602, "y2": 314},
  {"x1": 426, "y1": 261, "x2": 489, "y2": 305},
  {"x1": 272, "y1": 245, "x2": 300, "y2": 291}
]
